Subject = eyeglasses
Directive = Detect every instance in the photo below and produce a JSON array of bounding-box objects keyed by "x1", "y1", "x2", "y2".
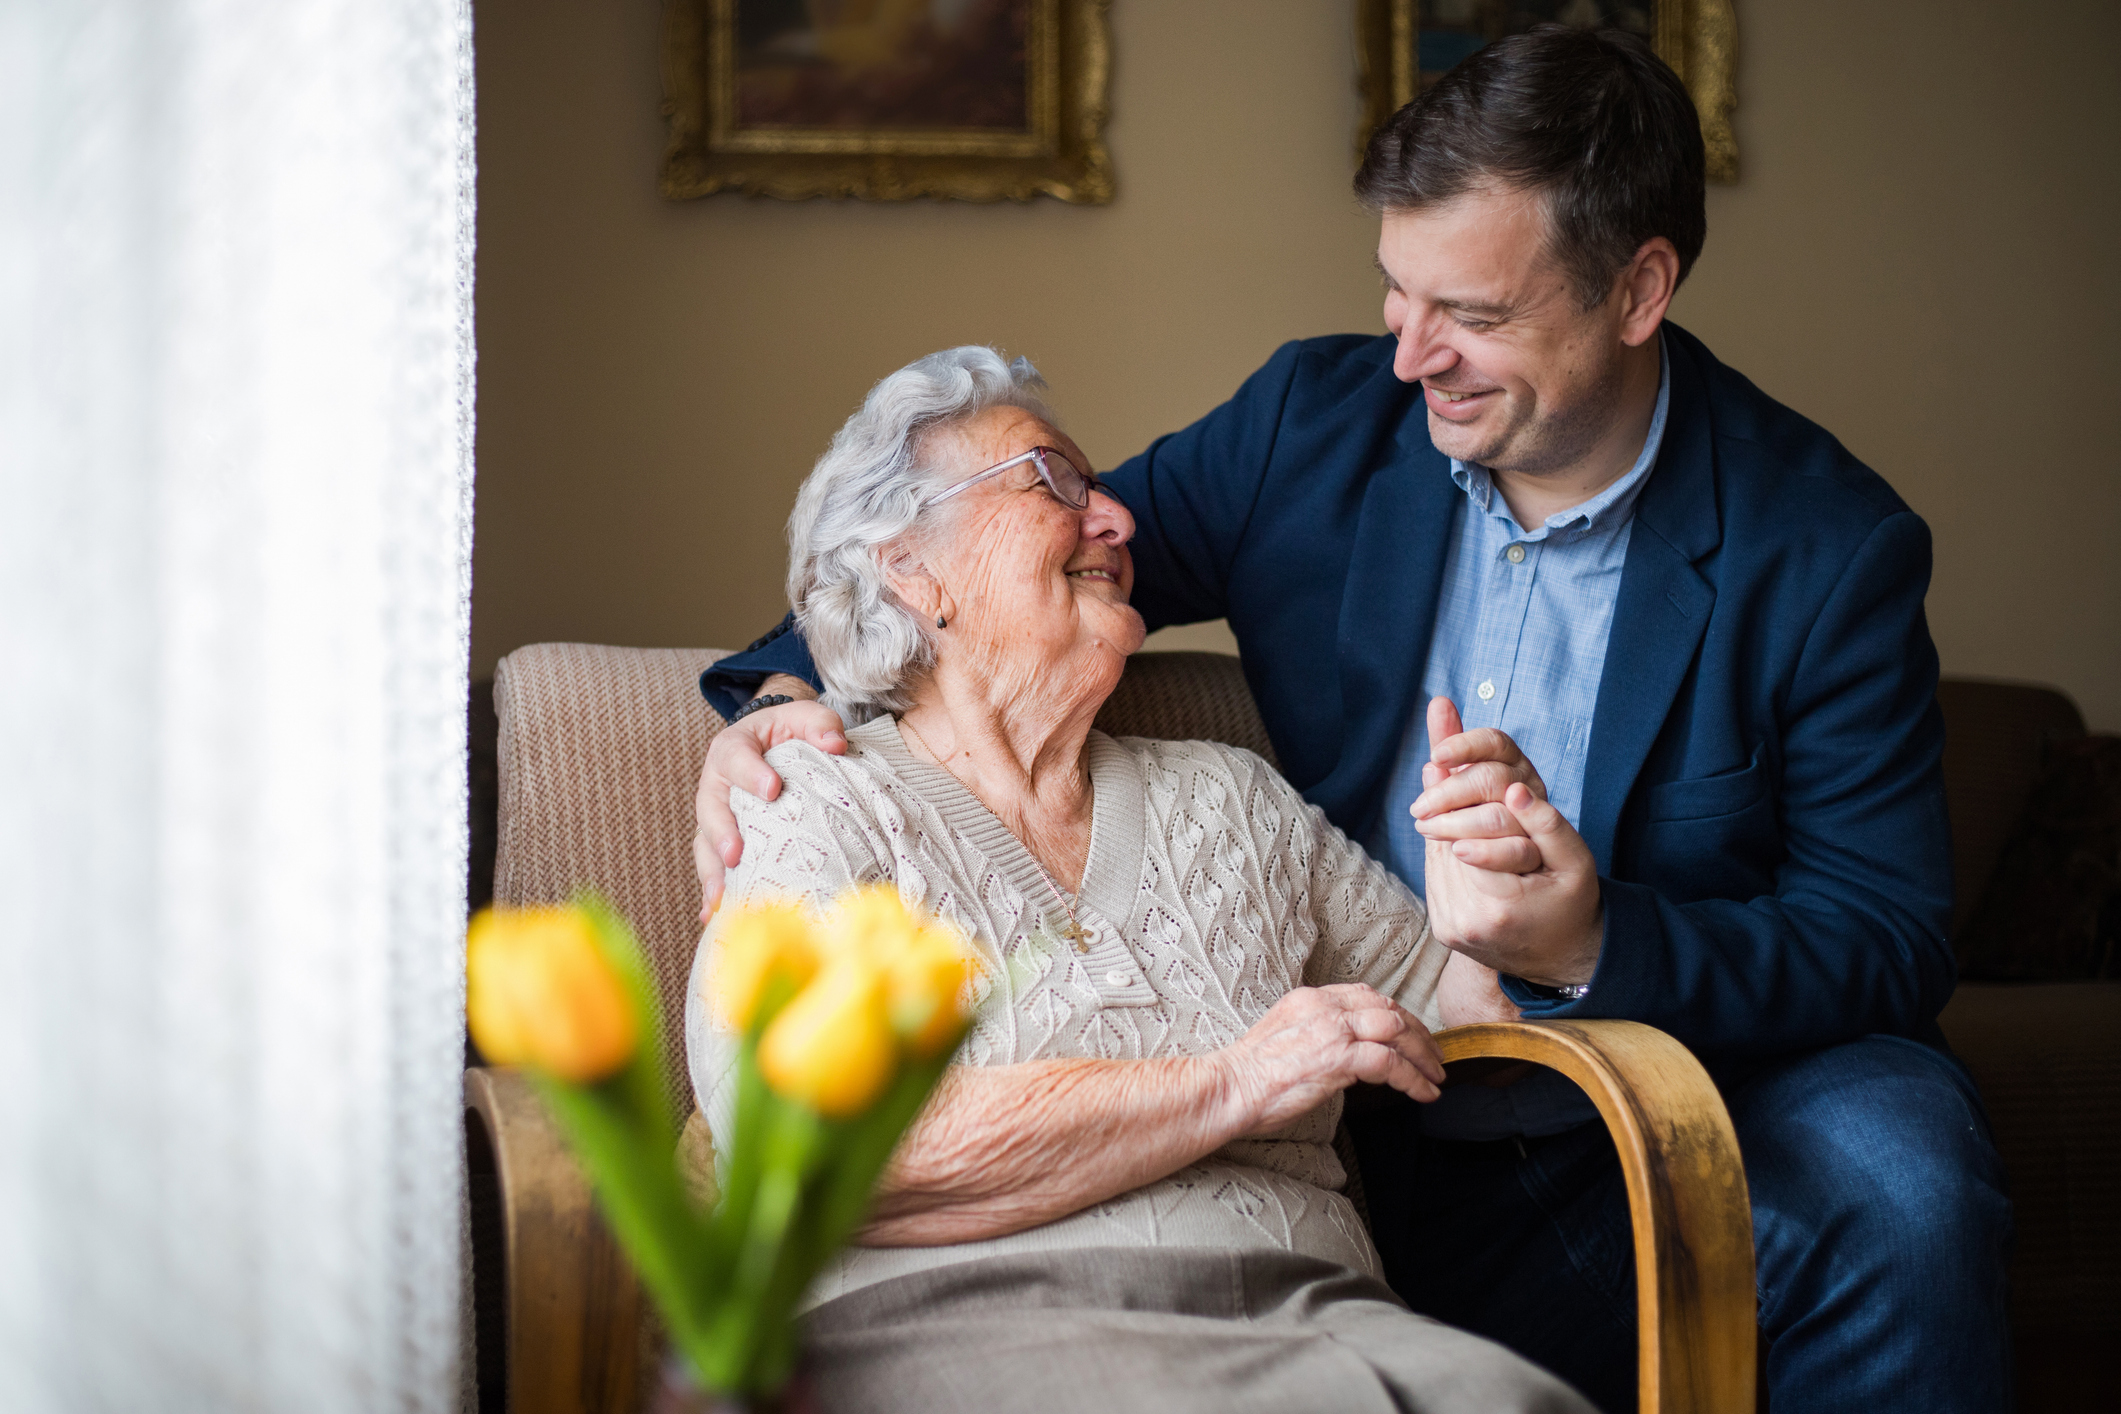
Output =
[{"x1": 920, "y1": 445, "x2": 1098, "y2": 511}]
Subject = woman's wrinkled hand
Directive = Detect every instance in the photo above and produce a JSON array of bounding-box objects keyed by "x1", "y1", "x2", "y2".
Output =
[
  {"x1": 1210, "y1": 984, "x2": 1445, "y2": 1136},
  {"x1": 1410, "y1": 696, "x2": 1550, "y2": 872}
]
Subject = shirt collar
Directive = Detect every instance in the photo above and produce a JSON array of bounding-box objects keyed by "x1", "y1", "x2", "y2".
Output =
[{"x1": 1449, "y1": 331, "x2": 1671, "y2": 538}]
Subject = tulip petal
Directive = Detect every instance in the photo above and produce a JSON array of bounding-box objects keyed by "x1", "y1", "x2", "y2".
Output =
[
  {"x1": 756, "y1": 959, "x2": 896, "y2": 1118},
  {"x1": 710, "y1": 901, "x2": 820, "y2": 1033},
  {"x1": 465, "y1": 905, "x2": 639, "y2": 1083}
]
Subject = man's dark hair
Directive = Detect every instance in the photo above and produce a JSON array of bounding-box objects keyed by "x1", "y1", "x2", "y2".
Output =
[{"x1": 1355, "y1": 25, "x2": 1706, "y2": 309}]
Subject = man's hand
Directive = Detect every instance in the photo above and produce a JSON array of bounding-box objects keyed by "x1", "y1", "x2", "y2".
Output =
[
  {"x1": 693, "y1": 675, "x2": 845, "y2": 921},
  {"x1": 1423, "y1": 781, "x2": 1604, "y2": 988},
  {"x1": 1416, "y1": 696, "x2": 1604, "y2": 989},
  {"x1": 1436, "y1": 950, "x2": 1522, "y2": 1027},
  {"x1": 1210, "y1": 984, "x2": 1446, "y2": 1135}
]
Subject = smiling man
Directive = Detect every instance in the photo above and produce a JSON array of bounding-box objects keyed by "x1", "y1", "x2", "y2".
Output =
[{"x1": 695, "y1": 26, "x2": 2011, "y2": 1414}]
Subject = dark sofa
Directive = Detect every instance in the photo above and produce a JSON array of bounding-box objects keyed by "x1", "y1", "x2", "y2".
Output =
[{"x1": 1931, "y1": 679, "x2": 2120, "y2": 1411}]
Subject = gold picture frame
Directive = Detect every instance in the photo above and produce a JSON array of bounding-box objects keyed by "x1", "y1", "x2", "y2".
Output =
[
  {"x1": 660, "y1": 0, "x2": 1114, "y2": 203},
  {"x1": 1355, "y1": 1, "x2": 1738, "y2": 182}
]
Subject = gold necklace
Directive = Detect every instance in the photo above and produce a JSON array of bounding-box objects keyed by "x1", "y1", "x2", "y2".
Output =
[{"x1": 898, "y1": 714, "x2": 1093, "y2": 954}]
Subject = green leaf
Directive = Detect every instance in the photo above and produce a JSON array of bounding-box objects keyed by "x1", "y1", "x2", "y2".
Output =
[
  {"x1": 576, "y1": 892, "x2": 674, "y2": 1142},
  {"x1": 534, "y1": 1077, "x2": 715, "y2": 1366}
]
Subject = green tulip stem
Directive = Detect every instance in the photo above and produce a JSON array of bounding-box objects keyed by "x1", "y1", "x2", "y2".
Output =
[{"x1": 517, "y1": 892, "x2": 981, "y2": 1399}]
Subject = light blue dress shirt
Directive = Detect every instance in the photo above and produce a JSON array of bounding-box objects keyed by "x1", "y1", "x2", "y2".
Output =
[
  {"x1": 1371, "y1": 339, "x2": 1671, "y2": 1138},
  {"x1": 1368, "y1": 340, "x2": 1671, "y2": 895}
]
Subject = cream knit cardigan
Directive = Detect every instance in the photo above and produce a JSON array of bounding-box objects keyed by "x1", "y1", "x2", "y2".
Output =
[{"x1": 685, "y1": 716, "x2": 1446, "y2": 1307}]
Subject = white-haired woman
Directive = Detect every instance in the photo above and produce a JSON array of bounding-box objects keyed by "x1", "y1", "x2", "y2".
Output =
[{"x1": 686, "y1": 348, "x2": 1589, "y2": 1414}]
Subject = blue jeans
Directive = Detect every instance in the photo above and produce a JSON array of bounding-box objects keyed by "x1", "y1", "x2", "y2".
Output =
[{"x1": 1348, "y1": 1035, "x2": 2015, "y2": 1413}]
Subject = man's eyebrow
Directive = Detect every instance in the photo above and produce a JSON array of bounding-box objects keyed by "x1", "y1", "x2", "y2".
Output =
[
  {"x1": 1372, "y1": 257, "x2": 1517, "y2": 319},
  {"x1": 1437, "y1": 296, "x2": 1517, "y2": 319}
]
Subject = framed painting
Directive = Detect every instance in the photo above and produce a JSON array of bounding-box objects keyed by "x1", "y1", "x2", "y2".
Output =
[
  {"x1": 1355, "y1": 0, "x2": 1738, "y2": 181},
  {"x1": 661, "y1": 0, "x2": 1114, "y2": 203}
]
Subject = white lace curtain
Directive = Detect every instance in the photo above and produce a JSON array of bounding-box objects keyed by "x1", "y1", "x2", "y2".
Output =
[{"x1": 0, "y1": 1, "x2": 474, "y2": 1409}]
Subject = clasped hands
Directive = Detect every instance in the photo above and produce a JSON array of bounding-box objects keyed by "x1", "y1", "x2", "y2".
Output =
[{"x1": 1416, "y1": 696, "x2": 1605, "y2": 994}]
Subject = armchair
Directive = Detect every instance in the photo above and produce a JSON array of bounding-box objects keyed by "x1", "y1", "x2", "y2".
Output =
[{"x1": 467, "y1": 643, "x2": 1757, "y2": 1413}]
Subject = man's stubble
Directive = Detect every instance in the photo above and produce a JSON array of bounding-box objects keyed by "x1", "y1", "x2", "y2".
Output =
[{"x1": 1431, "y1": 347, "x2": 1630, "y2": 485}]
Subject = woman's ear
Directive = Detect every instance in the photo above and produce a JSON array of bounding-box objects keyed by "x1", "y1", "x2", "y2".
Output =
[{"x1": 881, "y1": 543, "x2": 948, "y2": 627}]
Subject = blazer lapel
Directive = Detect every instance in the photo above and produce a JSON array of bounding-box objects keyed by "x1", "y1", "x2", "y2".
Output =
[
  {"x1": 1309, "y1": 427, "x2": 1460, "y2": 832},
  {"x1": 1579, "y1": 329, "x2": 1724, "y2": 873}
]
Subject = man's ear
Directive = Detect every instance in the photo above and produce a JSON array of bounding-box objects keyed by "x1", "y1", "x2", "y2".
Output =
[{"x1": 1617, "y1": 236, "x2": 1680, "y2": 347}]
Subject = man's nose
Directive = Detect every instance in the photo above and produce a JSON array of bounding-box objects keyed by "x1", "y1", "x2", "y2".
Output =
[
  {"x1": 1083, "y1": 487, "x2": 1134, "y2": 545},
  {"x1": 1393, "y1": 318, "x2": 1458, "y2": 385}
]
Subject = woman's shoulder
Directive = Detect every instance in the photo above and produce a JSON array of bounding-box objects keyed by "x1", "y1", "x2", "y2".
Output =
[
  {"x1": 1096, "y1": 733, "x2": 1309, "y2": 833},
  {"x1": 726, "y1": 720, "x2": 914, "y2": 896},
  {"x1": 752, "y1": 717, "x2": 906, "y2": 817},
  {"x1": 1099, "y1": 730, "x2": 1259, "y2": 770},
  {"x1": 1098, "y1": 732, "x2": 1290, "y2": 786}
]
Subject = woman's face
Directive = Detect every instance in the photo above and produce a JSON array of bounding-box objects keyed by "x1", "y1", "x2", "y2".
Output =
[{"x1": 909, "y1": 406, "x2": 1144, "y2": 701}]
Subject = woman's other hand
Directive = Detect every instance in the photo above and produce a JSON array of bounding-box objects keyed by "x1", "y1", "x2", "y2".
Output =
[
  {"x1": 1212, "y1": 985, "x2": 1445, "y2": 1136},
  {"x1": 1410, "y1": 696, "x2": 1548, "y2": 871},
  {"x1": 694, "y1": 678, "x2": 847, "y2": 920}
]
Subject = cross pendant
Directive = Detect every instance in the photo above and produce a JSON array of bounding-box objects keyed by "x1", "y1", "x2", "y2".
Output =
[{"x1": 1057, "y1": 919, "x2": 1090, "y2": 953}]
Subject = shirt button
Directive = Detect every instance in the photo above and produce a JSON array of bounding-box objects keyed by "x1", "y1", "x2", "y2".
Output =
[
  {"x1": 1506, "y1": 544, "x2": 1526, "y2": 564},
  {"x1": 1105, "y1": 971, "x2": 1131, "y2": 988},
  {"x1": 1477, "y1": 680, "x2": 1496, "y2": 701}
]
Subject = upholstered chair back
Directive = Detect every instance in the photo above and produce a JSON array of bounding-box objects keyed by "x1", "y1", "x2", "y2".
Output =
[{"x1": 492, "y1": 644, "x2": 1276, "y2": 1111}]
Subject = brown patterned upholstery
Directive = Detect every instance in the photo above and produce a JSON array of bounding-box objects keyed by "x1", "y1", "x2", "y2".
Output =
[
  {"x1": 1093, "y1": 651, "x2": 1280, "y2": 770},
  {"x1": 493, "y1": 644, "x2": 731, "y2": 1113}
]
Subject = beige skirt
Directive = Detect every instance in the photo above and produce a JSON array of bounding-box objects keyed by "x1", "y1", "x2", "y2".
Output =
[{"x1": 800, "y1": 1246, "x2": 1591, "y2": 1414}]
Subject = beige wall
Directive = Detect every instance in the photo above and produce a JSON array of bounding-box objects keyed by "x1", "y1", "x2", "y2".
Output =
[{"x1": 473, "y1": 0, "x2": 2121, "y2": 730}]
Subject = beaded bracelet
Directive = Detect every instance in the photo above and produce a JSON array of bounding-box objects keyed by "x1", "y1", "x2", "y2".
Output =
[{"x1": 726, "y1": 692, "x2": 797, "y2": 725}]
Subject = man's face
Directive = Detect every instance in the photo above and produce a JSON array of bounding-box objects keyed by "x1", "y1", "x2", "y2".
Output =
[{"x1": 1378, "y1": 187, "x2": 1632, "y2": 477}]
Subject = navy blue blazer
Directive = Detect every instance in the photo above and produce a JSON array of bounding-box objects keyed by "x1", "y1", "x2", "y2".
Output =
[{"x1": 705, "y1": 324, "x2": 1956, "y2": 1065}]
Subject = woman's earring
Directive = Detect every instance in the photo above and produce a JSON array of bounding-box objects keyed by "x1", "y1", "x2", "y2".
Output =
[{"x1": 935, "y1": 614, "x2": 947, "y2": 629}]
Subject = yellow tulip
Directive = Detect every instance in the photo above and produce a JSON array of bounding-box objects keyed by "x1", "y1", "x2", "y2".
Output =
[
  {"x1": 823, "y1": 885, "x2": 923, "y2": 959},
  {"x1": 467, "y1": 905, "x2": 639, "y2": 1084},
  {"x1": 819, "y1": 886, "x2": 979, "y2": 1056},
  {"x1": 756, "y1": 958, "x2": 898, "y2": 1118},
  {"x1": 884, "y1": 924, "x2": 979, "y2": 1057},
  {"x1": 709, "y1": 901, "x2": 821, "y2": 1032}
]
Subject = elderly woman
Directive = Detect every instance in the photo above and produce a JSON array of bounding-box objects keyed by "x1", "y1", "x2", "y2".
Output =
[{"x1": 686, "y1": 348, "x2": 1589, "y2": 1414}]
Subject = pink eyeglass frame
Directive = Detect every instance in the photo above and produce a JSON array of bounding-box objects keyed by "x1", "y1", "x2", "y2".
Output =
[{"x1": 920, "y1": 445, "x2": 1098, "y2": 510}]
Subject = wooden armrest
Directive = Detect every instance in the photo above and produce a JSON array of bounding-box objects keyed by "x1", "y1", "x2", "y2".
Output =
[
  {"x1": 466, "y1": 1066, "x2": 649, "y2": 1414},
  {"x1": 1436, "y1": 1020, "x2": 1755, "y2": 1414}
]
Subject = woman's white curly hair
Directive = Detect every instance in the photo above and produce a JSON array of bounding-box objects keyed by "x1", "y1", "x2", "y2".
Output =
[{"x1": 785, "y1": 346, "x2": 1057, "y2": 723}]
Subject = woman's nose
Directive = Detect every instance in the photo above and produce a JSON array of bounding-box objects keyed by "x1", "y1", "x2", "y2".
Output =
[{"x1": 1083, "y1": 487, "x2": 1134, "y2": 545}]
